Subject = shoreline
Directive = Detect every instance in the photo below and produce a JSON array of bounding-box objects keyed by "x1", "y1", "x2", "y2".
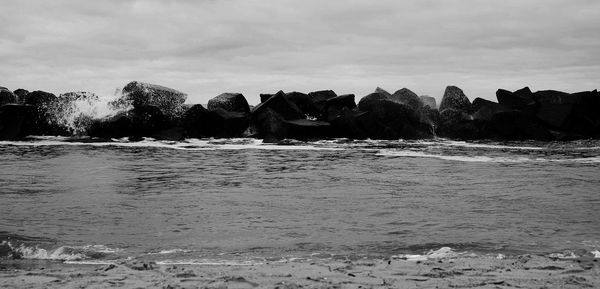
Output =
[{"x1": 1, "y1": 254, "x2": 599, "y2": 288}]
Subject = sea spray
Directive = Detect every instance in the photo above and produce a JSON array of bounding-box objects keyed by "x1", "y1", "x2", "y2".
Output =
[{"x1": 47, "y1": 91, "x2": 131, "y2": 135}]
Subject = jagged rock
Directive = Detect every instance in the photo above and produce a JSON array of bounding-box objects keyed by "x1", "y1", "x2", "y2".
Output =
[
  {"x1": 496, "y1": 87, "x2": 536, "y2": 110},
  {"x1": 285, "y1": 91, "x2": 320, "y2": 118},
  {"x1": 420, "y1": 95, "x2": 437, "y2": 109},
  {"x1": 182, "y1": 104, "x2": 212, "y2": 138},
  {"x1": 308, "y1": 90, "x2": 337, "y2": 112},
  {"x1": 390, "y1": 88, "x2": 424, "y2": 111},
  {"x1": 260, "y1": 94, "x2": 273, "y2": 103},
  {"x1": 88, "y1": 105, "x2": 168, "y2": 139},
  {"x1": 253, "y1": 107, "x2": 289, "y2": 141},
  {"x1": 0, "y1": 104, "x2": 36, "y2": 140},
  {"x1": 252, "y1": 91, "x2": 304, "y2": 120},
  {"x1": 329, "y1": 108, "x2": 369, "y2": 139},
  {"x1": 439, "y1": 86, "x2": 471, "y2": 113},
  {"x1": 374, "y1": 87, "x2": 392, "y2": 98},
  {"x1": 438, "y1": 108, "x2": 479, "y2": 139},
  {"x1": 13, "y1": 89, "x2": 29, "y2": 102},
  {"x1": 22, "y1": 90, "x2": 57, "y2": 107},
  {"x1": 472, "y1": 98, "x2": 509, "y2": 121},
  {"x1": 322, "y1": 94, "x2": 356, "y2": 121},
  {"x1": 357, "y1": 92, "x2": 388, "y2": 112},
  {"x1": 285, "y1": 119, "x2": 331, "y2": 140},
  {"x1": 0, "y1": 88, "x2": 18, "y2": 106},
  {"x1": 489, "y1": 111, "x2": 554, "y2": 140},
  {"x1": 118, "y1": 81, "x2": 187, "y2": 119},
  {"x1": 181, "y1": 104, "x2": 249, "y2": 138},
  {"x1": 207, "y1": 93, "x2": 250, "y2": 114}
]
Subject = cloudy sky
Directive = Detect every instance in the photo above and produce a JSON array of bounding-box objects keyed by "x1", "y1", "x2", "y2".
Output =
[{"x1": 1, "y1": 0, "x2": 599, "y2": 104}]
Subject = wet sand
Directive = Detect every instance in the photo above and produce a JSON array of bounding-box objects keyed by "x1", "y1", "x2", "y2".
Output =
[{"x1": 1, "y1": 254, "x2": 599, "y2": 288}]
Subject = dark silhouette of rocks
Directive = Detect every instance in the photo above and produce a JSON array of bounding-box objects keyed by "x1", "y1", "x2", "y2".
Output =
[
  {"x1": 439, "y1": 86, "x2": 471, "y2": 113},
  {"x1": 390, "y1": 88, "x2": 424, "y2": 111},
  {"x1": 1, "y1": 82, "x2": 599, "y2": 141},
  {"x1": 207, "y1": 93, "x2": 250, "y2": 114},
  {"x1": 117, "y1": 81, "x2": 187, "y2": 119},
  {"x1": 0, "y1": 88, "x2": 18, "y2": 106},
  {"x1": 13, "y1": 89, "x2": 29, "y2": 102}
]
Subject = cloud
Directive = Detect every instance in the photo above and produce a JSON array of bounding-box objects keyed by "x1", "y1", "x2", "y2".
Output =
[{"x1": 0, "y1": 0, "x2": 599, "y2": 104}]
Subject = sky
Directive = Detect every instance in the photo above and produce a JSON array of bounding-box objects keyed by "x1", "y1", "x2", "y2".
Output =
[{"x1": 1, "y1": 0, "x2": 599, "y2": 105}]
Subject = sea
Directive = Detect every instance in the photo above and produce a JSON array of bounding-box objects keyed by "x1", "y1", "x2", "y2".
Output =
[{"x1": 1, "y1": 136, "x2": 599, "y2": 265}]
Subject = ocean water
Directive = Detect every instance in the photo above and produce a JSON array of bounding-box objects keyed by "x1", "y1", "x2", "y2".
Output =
[{"x1": 1, "y1": 137, "x2": 599, "y2": 264}]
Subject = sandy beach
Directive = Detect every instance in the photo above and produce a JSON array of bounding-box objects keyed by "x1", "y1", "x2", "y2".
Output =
[{"x1": 1, "y1": 254, "x2": 599, "y2": 289}]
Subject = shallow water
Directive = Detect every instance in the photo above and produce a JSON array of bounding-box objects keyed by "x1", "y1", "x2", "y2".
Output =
[{"x1": 1, "y1": 137, "x2": 599, "y2": 263}]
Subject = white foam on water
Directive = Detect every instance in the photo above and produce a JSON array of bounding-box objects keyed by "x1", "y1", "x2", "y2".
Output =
[
  {"x1": 63, "y1": 260, "x2": 118, "y2": 265},
  {"x1": 8, "y1": 242, "x2": 121, "y2": 261},
  {"x1": 147, "y1": 249, "x2": 192, "y2": 255},
  {"x1": 377, "y1": 149, "x2": 600, "y2": 163},
  {"x1": 0, "y1": 137, "x2": 344, "y2": 151},
  {"x1": 592, "y1": 250, "x2": 600, "y2": 258},
  {"x1": 416, "y1": 140, "x2": 545, "y2": 151},
  {"x1": 391, "y1": 247, "x2": 460, "y2": 261},
  {"x1": 155, "y1": 260, "x2": 260, "y2": 266}
]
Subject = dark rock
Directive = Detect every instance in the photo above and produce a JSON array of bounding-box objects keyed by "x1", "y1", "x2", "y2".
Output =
[
  {"x1": 356, "y1": 98, "x2": 431, "y2": 139},
  {"x1": 329, "y1": 108, "x2": 369, "y2": 139},
  {"x1": 308, "y1": 90, "x2": 337, "y2": 112},
  {"x1": 375, "y1": 87, "x2": 392, "y2": 98},
  {"x1": 182, "y1": 104, "x2": 212, "y2": 138},
  {"x1": 252, "y1": 107, "x2": 289, "y2": 141},
  {"x1": 533, "y1": 90, "x2": 580, "y2": 105},
  {"x1": 536, "y1": 103, "x2": 574, "y2": 128},
  {"x1": 489, "y1": 110, "x2": 554, "y2": 140},
  {"x1": 207, "y1": 93, "x2": 250, "y2": 114},
  {"x1": 390, "y1": 88, "x2": 424, "y2": 111},
  {"x1": 496, "y1": 87, "x2": 536, "y2": 110},
  {"x1": 0, "y1": 88, "x2": 18, "y2": 106},
  {"x1": 322, "y1": 94, "x2": 356, "y2": 121},
  {"x1": 252, "y1": 91, "x2": 304, "y2": 120},
  {"x1": 182, "y1": 104, "x2": 249, "y2": 138},
  {"x1": 117, "y1": 81, "x2": 187, "y2": 119},
  {"x1": 88, "y1": 105, "x2": 168, "y2": 139},
  {"x1": 152, "y1": 126, "x2": 185, "y2": 141},
  {"x1": 472, "y1": 98, "x2": 509, "y2": 121},
  {"x1": 22, "y1": 90, "x2": 57, "y2": 107},
  {"x1": 0, "y1": 104, "x2": 36, "y2": 140},
  {"x1": 260, "y1": 94, "x2": 274, "y2": 103},
  {"x1": 357, "y1": 92, "x2": 388, "y2": 112},
  {"x1": 420, "y1": 95, "x2": 437, "y2": 109},
  {"x1": 438, "y1": 108, "x2": 480, "y2": 139},
  {"x1": 13, "y1": 89, "x2": 29, "y2": 101},
  {"x1": 439, "y1": 86, "x2": 471, "y2": 113},
  {"x1": 286, "y1": 91, "x2": 320, "y2": 118},
  {"x1": 285, "y1": 119, "x2": 331, "y2": 140}
]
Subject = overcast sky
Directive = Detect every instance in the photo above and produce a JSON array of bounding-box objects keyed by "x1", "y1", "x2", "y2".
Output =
[{"x1": 1, "y1": 0, "x2": 599, "y2": 104}]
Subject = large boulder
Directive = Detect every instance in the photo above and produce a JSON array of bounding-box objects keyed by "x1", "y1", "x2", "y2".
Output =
[
  {"x1": 117, "y1": 81, "x2": 187, "y2": 119},
  {"x1": 252, "y1": 107, "x2": 289, "y2": 142},
  {"x1": 357, "y1": 92, "x2": 388, "y2": 112},
  {"x1": 489, "y1": 110, "x2": 554, "y2": 141},
  {"x1": 420, "y1": 95, "x2": 437, "y2": 109},
  {"x1": 329, "y1": 108, "x2": 369, "y2": 139},
  {"x1": 322, "y1": 94, "x2": 356, "y2": 121},
  {"x1": 284, "y1": 119, "x2": 331, "y2": 140},
  {"x1": 437, "y1": 108, "x2": 479, "y2": 139},
  {"x1": 13, "y1": 89, "x2": 29, "y2": 102},
  {"x1": 20, "y1": 90, "x2": 63, "y2": 136},
  {"x1": 496, "y1": 87, "x2": 536, "y2": 111},
  {"x1": 0, "y1": 104, "x2": 36, "y2": 140},
  {"x1": 207, "y1": 93, "x2": 250, "y2": 114},
  {"x1": 308, "y1": 90, "x2": 337, "y2": 112},
  {"x1": 22, "y1": 90, "x2": 57, "y2": 107},
  {"x1": 88, "y1": 105, "x2": 169, "y2": 139},
  {"x1": 260, "y1": 94, "x2": 273, "y2": 103},
  {"x1": 182, "y1": 104, "x2": 250, "y2": 139},
  {"x1": 0, "y1": 88, "x2": 18, "y2": 106},
  {"x1": 390, "y1": 88, "x2": 424, "y2": 111},
  {"x1": 285, "y1": 91, "x2": 320, "y2": 118},
  {"x1": 471, "y1": 98, "x2": 509, "y2": 121},
  {"x1": 439, "y1": 86, "x2": 471, "y2": 113},
  {"x1": 356, "y1": 96, "x2": 431, "y2": 139},
  {"x1": 252, "y1": 91, "x2": 304, "y2": 120},
  {"x1": 374, "y1": 87, "x2": 392, "y2": 98}
]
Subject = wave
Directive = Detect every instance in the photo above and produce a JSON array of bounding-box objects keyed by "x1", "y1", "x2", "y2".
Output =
[
  {"x1": 1, "y1": 241, "x2": 121, "y2": 261},
  {"x1": 376, "y1": 150, "x2": 600, "y2": 163},
  {"x1": 0, "y1": 137, "x2": 343, "y2": 151}
]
